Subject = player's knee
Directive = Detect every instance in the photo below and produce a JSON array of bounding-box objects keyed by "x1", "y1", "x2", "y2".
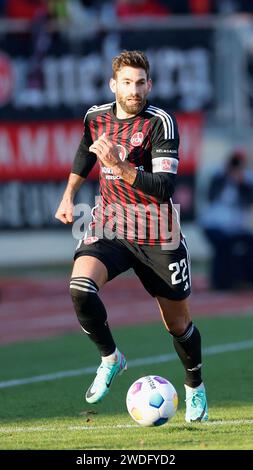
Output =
[
  {"x1": 70, "y1": 276, "x2": 98, "y2": 314},
  {"x1": 69, "y1": 276, "x2": 106, "y2": 325},
  {"x1": 166, "y1": 318, "x2": 191, "y2": 336}
]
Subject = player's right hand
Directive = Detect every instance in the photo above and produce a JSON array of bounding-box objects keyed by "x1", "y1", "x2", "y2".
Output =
[{"x1": 55, "y1": 199, "x2": 74, "y2": 224}]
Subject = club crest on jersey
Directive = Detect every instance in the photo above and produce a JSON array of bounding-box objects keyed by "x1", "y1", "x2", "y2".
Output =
[
  {"x1": 117, "y1": 144, "x2": 127, "y2": 161},
  {"x1": 162, "y1": 159, "x2": 172, "y2": 171},
  {"x1": 131, "y1": 132, "x2": 144, "y2": 146}
]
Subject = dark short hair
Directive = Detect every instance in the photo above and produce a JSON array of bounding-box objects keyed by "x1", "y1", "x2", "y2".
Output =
[{"x1": 112, "y1": 50, "x2": 150, "y2": 79}]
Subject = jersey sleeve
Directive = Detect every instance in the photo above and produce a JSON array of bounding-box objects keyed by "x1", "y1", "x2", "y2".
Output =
[
  {"x1": 72, "y1": 112, "x2": 97, "y2": 178},
  {"x1": 131, "y1": 111, "x2": 179, "y2": 202},
  {"x1": 151, "y1": 112, "x2": 179, "y2": 175}
]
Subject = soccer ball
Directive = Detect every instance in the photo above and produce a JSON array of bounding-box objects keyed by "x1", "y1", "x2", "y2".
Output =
[{"x1": 126, "y1": 375, "x2": 178, "y2": 427}]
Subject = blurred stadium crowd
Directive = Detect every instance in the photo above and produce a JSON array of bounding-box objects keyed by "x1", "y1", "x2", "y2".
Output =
[{"x1": 1, "y1": 0, "x2": 253, "y2": 23}]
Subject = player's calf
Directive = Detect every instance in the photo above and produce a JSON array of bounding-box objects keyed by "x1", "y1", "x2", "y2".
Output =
[
  {"x1": 70, "y1": 277, "x2": 127, "y2": 403},
  {"x1": 70, "y1": 276, "x2": 116, "y2": 356}
]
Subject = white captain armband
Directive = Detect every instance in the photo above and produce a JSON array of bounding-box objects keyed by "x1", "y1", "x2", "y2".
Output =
[{"x1": 152, "y1": 157, "x2": 179, "y2": 174}]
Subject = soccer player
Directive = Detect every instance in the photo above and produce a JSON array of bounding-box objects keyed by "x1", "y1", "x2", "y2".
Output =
[{"x1": 55, "y1": 50, "x2": 208, "y2": 422}]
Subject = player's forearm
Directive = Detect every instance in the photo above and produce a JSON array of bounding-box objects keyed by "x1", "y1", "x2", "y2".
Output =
[
  {"x1": 113, "y1": 161, "x2": 137, "y2": 185},
  {"x1": 72, "y1": 135, "x2": 97, "y2": 178},
  {"x1": 112, "y1": 162, "x2": 175, "y2": 201},
  {"x1": 132, "y1": 171, "x2": 176, "y2": 202},
  {"x1": 63, "y1": 173, "x2": 86, "y2": 200}
]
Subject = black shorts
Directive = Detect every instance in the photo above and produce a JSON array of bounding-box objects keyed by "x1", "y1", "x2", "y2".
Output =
[{"x1": 74, "y1": 237, "x2": 191, "y2": 301}]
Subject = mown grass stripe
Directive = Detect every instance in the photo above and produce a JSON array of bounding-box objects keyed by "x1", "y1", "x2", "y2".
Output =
[
  {"x1": 1, "y1": 339, "x2": 253, "y2": 389},
  {"x1": 1, "y1": 419, "x2": 253, "y2": 434}
]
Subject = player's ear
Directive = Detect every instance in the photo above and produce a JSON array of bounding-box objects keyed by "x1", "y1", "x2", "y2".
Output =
[
  {"x1": 147, "y1": 79, "x2": 152, "y2": 93},
  {"x1": 109, "y1": 78, "x2": 116, "y2": 94}
]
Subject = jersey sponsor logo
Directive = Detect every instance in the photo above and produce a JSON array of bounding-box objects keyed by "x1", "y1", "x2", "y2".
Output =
[
  {"x1": 131, "y1": 132, "x2": 144, "y2": 146},
  {"x1": 156, "y1": 148, "x2": 178, "y2": 154},
  {"x1": 117, "y1": 144, "x2": 127, "y2": 161},
  {"x1": 83, "y1": 236, "x2": 99, "y2": 245},
  {"x1": 102, "y1": 166, "x2": 113, "y2": 174},
  {"x1": 105, "y1": 174, "x2": 122, "y2": 180}
]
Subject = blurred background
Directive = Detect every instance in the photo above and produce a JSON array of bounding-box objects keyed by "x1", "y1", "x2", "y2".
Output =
[{"x1": 1, "y1": 0, "x2": 253, "y2": 344}]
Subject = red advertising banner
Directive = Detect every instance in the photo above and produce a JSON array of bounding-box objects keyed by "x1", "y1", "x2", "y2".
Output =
[
  {"x1": 0, "y1": 120, "x2": 84, "y2": 181},
  {"x1": 0, "y1": 113, "x2": 203, "y2": 181}
]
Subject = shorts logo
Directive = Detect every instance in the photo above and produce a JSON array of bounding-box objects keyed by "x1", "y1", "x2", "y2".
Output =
[
  {"x1": 131, "y1": 132, "x2": 144, "y2": 146},
  {"x1": 117, "y1": 144, "x2": 127, "y2": 161},
  {"x1": 83, "y1": 236, "x2": 99, "y2": 245}
]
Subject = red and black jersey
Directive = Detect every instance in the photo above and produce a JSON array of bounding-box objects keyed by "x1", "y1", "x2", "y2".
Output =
[{"x1": 72, "y1": 101, "x2": 181, "y2": 246}]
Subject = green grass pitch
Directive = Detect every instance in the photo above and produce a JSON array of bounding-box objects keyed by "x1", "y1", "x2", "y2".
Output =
[{"x1": 0, "y1": 315, "x2": 253, "y2": 450}]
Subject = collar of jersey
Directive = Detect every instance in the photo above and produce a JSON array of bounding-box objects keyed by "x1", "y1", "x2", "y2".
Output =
[{"x1": 110, "y1": 101, "x2": 149, "y2": 122}]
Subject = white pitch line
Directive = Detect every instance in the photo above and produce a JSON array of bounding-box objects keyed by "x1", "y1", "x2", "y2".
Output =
[
  {"x1": 1, "y1": 420, "x2": 253, "y2": 434},
  {"x1": 0, "y1": 339, "x2": 253, "y2": 390}
]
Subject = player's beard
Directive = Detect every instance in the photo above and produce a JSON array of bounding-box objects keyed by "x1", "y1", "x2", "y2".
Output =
[{"x1": 117, "y1": 94, "x2": 146, "y2": 116}]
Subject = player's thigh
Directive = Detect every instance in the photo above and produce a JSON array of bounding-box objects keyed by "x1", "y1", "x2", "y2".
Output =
[
  {"x1": 132, "y1": 239, "x2": 191, "y2": 301},
  {"x1": 131, "y1": 240, "x2": 192, "y2": 333},
  {"x1": 71, "y1": 256, "x2": 108, "y2": 289},
  {"x1": 72, "y1": 238, "x2": 133, "y2": 289}
]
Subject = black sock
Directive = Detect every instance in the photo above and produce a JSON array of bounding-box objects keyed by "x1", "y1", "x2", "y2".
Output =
[
  {"x1": 70, "y1": 277, "x2": 116, "y2": 357},
  {"x1": 172, "y1": 322, "x2": 202, "y2": 387}
]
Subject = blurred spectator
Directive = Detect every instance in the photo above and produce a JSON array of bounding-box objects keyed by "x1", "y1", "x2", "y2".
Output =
[
  {"x1": 26, "y1": 9, "x2": 51, "y2": 101},
  {"x1": 65, "y1": 0, "x2": 99, "y2": 40},
  {"x1": 188, "y1": 0, "x2": 213, "y2": 14},
  {"x1": 214, "y1": 0, "x2": 253, "y2": 14},
  {"x1": 199, "y1": 150, "x2": 253, "y2": 290},
  {"x1": 6, "y1": 1, "x2": 51, "y2": 106},
  {"x1": 166, "y1": 0, "x2": 213, "y2": 15},
  {"x1": 116, "y1": 0, "x2": 170, "y2": 18},
  {"x1": 166, "y1": 0, "x2": 253, "y2": 15},
  {"x1": 99, "y1": 1, "x2": 117, "y2": 26},
  {"x1": 0, "y1": 0, "x2": 6, "y2": 16},
  {"x1": 80, "y1": 0, "x2": 98, "y2": 7},
  {"x1": 48, "y1": 0, "x2": 68, "y2": 20},
  {"x1": 6, "y1": 0, "x2": 48, "y2": 20}
]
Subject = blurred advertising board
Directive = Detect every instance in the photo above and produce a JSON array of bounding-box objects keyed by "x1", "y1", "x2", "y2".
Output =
[
  {"x1": 0, "y1": 113, "x2": 202, "y2": 228},
  {"x1": 0, "y1": 26, "x2": 214, "y2": 119},
  {"x1": 0, "y1": 113, "x2": 202, "y2": 180}
]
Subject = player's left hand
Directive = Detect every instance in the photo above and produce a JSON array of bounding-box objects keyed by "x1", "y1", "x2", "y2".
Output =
[{"x1": 89, "y1": 134, "x2": 122, "y2": 169}]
